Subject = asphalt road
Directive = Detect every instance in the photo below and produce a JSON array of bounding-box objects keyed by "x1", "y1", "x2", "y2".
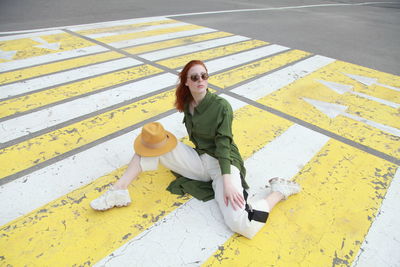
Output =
[{"x1": 0, "y1": 0, "x2": 399, "y2": 75}]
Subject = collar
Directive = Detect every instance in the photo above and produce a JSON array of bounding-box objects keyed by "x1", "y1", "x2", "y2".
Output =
[{"x1": 194, "y1": 90, "x2": 212, "y2": 114}]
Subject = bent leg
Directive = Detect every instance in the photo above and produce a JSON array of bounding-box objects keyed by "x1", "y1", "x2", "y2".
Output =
[{"x1": 207, "y1": 159, "x2": 270, "y2": 239}]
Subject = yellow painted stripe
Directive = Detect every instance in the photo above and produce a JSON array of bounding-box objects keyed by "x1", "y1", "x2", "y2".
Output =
[
  {"x1": 0, "y1": 33, "x2": 96, "y2": 63},
  {"x1": 203, "y1": 139, "x2": 397, "y2": 266},
  {"x1": 0, "y1": 51, "x2": 123, "y2": 85},
  {"x1": 256, "y1": 60, "x2": 400, "y2": 158},
  {"x1": 76, "y1": 19, "x2": 179, "y2": 35},
  {"x1": 0, "y1": 64, "x2": 162, "y2": 118},
  {"x1": 0, "y1": 105, "x2": 293, "y2": 266},
  {"x1": 156, "y1": 39, "x2": 269, "y2": 69},
  {"x1": 208, "y1": 49, "x2": 311, "y2": 89},
  {"x1": 97, "y1": 24, "x2": 205, "y2": 44},
  {"x1": 124, "y1": 31, "x2": 233, "y2": 55}
]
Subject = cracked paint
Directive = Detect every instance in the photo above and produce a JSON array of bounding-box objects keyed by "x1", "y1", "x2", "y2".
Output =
[
  {"x1": 0, "y1": 89, "x2": 174, "y2": 179},
  {"x1": 156, "y1": 39, "x2": 268, "y2": 69},
  {"x1": 203, "y1": 139, "x2": 397, "y2": 266},
  {"x1": 124, "y1": 31, "x2": 233, "y2": 55},
  {"x1": 0, "y1": 51, "x2": 123, "y2": 85},
  {"x1": 209, "y1": 49, "x2": 311, "y2": 89},
  {"x1": 256, "y1": 60, "x2": 400, "y2": 159},
  {"x1": 0, "y1": 33, "x2": 96, "y2": 64},
  {"x1": 0, "y1": 101, "x2": 293, "y2": 266}
]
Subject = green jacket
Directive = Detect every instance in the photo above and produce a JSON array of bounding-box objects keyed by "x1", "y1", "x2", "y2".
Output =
[{"x1": 167, "y1": 91, "x2": 248, "y2": 201}]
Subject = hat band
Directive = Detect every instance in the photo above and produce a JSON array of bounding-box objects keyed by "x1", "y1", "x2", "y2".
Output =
[{"x1": 141, "y1": 135, "x2": 168, "y2": 150}]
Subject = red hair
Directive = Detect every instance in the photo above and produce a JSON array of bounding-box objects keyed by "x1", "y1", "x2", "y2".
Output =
[{"x1": 175, "y1": 60, "x2": 208, "y2": 112}]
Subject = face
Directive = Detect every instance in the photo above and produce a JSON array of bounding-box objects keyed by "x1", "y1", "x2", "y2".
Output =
[{"x1": 185, "y1": 64, "x2": 208, "y2": 96}]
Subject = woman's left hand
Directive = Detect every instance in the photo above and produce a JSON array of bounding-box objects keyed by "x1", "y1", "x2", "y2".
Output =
[{"x1": 222, "y1": 174, "x2": 245, "y2": 210}]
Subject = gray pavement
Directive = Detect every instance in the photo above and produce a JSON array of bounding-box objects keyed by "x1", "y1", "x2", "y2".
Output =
[{"x1": 0, "y1": 0, "x2": 399, "y2": 75}]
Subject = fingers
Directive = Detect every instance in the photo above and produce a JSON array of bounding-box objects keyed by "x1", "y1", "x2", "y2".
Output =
[{"x1": 227, "y1": 193, "x2": 245, "y2": 210}]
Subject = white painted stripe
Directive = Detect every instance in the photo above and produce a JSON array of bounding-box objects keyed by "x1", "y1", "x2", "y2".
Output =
[
  {"x1": 0, "y1": 58, "x2": 142, "y2": 99},
  {"x1": 0, "y1": 30, "x2": 65, "y2": 41},
  {"x1": 140, "y1": 35, "x2": 249, "y2": 61},
  {"x1": 232, "y1": 55, "x2": 336, "y2": 100},
  {"x1": 0, "y1": 45, "x2": 108, "y2": 73},
  {"x1": 94, "y1": 122, "x2": 329, "y2": 267},
  {"x1": 0, "y1": 73, "x2": 177, "y2": 143},
  {"x1": 68, "y1": 17, "x2": 168, "y2": 32},
  {"x1": 376, "y1": 82, "x2": 400, "y2": 92},
  {"x1": 344, "y1": 113, "x2": 400, "y2": 137},
  {"x1": 85, "y1": 22, "x2": 189, "y2": 39},
  {"x1": 109, "y1": 27, "x2": 216, "y2": 49},
  {"x1": 205, "y1": 44, "x2": 290, "y2": 74},
  {"x1": 164, "y1": 2, "x2": 398, "y2": 18},
  {"x1": 352, "y1": 167, "x2": 400, "y2": 267},
  {"x1": 352, "y1": 91, "x2": 400, "y2": 109}
]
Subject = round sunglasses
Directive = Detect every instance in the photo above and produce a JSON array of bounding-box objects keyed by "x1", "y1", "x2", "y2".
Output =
[{"x1": 188, "y1": 72, "x2": 209, "y2": 82}]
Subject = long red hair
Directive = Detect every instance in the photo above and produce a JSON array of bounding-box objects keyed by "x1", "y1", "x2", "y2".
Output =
[{"x1": 175, "y1": 60, "x2": 208, "y2": 112}]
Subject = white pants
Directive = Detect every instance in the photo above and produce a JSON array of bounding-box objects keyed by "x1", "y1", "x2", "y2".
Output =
[{"x1": 140, "y1": 141, "x2": 270, "y2": 239}]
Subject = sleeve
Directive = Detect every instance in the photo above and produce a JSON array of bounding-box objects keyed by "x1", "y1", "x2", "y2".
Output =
[
  {"x1": 140, "y1": 156, "x2": 160, "y2": 171},
  {"x1": 215, "y1": 101, "x2": 234, "y2": 175}
]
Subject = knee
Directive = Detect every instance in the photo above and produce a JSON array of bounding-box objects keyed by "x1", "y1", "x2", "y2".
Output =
[
  {"x1": 223, "y1": 210, "x2": 263, "y2": 239},
  {"x1": 223, "y1": 213, "x2": 247, "y2": 235}
]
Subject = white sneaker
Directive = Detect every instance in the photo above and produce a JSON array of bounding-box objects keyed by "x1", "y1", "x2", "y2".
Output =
[
  {"x1": 90, "y1": 188, "x2": 131, "y2": 211},
  {"x1": 268, "y1": 178, "x2": 301, "y2": 199}
]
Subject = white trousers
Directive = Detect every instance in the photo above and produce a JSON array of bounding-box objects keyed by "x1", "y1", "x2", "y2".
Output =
[{"x1": 139, "y1": 141, "x2": 270, "y2": 239}]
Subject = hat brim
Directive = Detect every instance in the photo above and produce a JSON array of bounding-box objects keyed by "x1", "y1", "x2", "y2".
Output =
[{"x1": 134, "y1": 130, "x2": 177, "y2": 157}]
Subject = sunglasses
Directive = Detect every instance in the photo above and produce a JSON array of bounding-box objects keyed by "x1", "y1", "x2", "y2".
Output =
[{"x1": 189, "y1": 72, "x2": 209, "y2": 82}]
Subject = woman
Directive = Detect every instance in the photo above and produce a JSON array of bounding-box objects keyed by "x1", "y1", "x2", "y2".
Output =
[{"x1": 90, "y1": 60, "x2": 301, "y2": 239}]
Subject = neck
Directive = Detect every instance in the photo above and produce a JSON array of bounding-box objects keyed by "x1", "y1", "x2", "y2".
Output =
[{"x1": 192, "y1": 90, "x2": 207, "y2": 106}]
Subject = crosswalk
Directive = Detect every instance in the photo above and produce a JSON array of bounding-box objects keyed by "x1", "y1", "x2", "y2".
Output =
[{"x1": 0, "y1": 16, "x2": 399, "y2": 266}]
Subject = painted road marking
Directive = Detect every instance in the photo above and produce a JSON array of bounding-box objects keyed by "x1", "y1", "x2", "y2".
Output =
[
  {"x1": 0, "y1": 30, "x2": 65, "y2": 41},
  {"x1": 352, "y1": 168, "x2": 400, "y2": 267},
  {"x1": 316, "y1": 79, "x2": 400, "y2": 109},
  {"x1": 0, "y1": 73, "x2": 177, "y2": 143},
  {"x1": 250, "y1": 60, "x2": 400, "y2": 159},
  {"x1": 123, "y1": 31, "x2": 233, "y2": 55},
  {"x1": 208, "y1": 49, "x2": 311, "y2": 89},
  {"x1": 0, "y1": 51, "x2": 125, "y2": 85},
  {"x1": 0, "y1": 45, "x2": 107, "y2": 72},
  {"x1": 0, "y1": 49, "x2": 16, "y2": 60},
  {"x1": 197, "y1": 44, "x2": 289, "y2": 74},
  {"x1": 231, "y1": 55, "x2": 335, "y2": 99},
  {"x1": 345, "y1": 73, "x2": 400, "y2": 92},
  {"x1": 0, "y1": 57, "x2": 139, "y2": 100},
  {"x1": 0, "y1": 64, "x2": 162, "y2": 119},
  {"x1": 95, "y1": 24, "x2": 205, "y2": 44},
  {"x1": 67, "y1": 17, "x2": 169, "y2": 32},
  {"x1": 155, "y1": 39, "x2": 268, "y2": 69},
  {"x1": 96, "y1": 122, "x2": 330, "y2": 267},
  {"x1": 139, "y1": 35, "x2": 249, "y2": 61},
  {"x1": 0, "y1": 16, "x2": 399, "y2": 267},
  {"x1": 82, "y1": 20, "x2": 182, "y2": 39},
  {"x1": 303, "y1": 97, "x2": 400, "y2": 136},
  {"x1": 86, "y1": 22, "x2": 189, "y2": 39},
  {"x1": 31, "y1": 36, "x2": 60, "y2": 50},
  {"x1": 0, "y1": 32, "x2": 97, "y2": 63},
  {"x1": 109, "y1": 27, "x2": 216, "y2": 49}
]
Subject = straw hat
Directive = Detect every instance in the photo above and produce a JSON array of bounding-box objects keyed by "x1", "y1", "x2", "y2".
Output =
[{"x1": 134, "y1": 122, "x2": 177, "y2": 157}]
